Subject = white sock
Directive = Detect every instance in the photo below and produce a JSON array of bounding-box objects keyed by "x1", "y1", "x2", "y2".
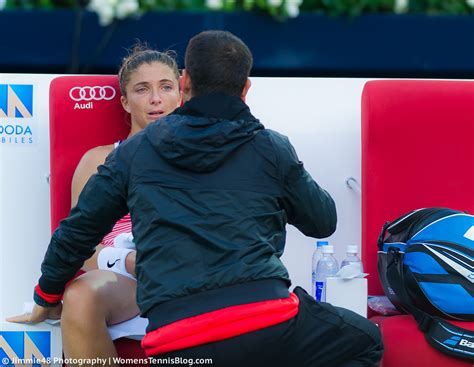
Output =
[{"x1": 97, "y1": 246, "x2": 135, "y2": 280}]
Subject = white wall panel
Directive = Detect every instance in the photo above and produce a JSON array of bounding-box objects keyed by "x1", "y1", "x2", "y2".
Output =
[{"x1": 0, "y1": 75, "x2": 367, "y2": 323}]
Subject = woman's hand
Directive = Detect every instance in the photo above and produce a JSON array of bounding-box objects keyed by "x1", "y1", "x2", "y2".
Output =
[{"x1": 6, "y1": 303, "x2": 62, "y2": 324}]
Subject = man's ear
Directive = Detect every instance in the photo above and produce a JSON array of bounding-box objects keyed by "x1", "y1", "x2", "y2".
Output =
[
  {"x1": 181, "y1": 69, "x2": 192, "y2": 102},
  {"x1": 241, "y1": 78, "x2": 251, "y2": 103},
  {"x1": 121, "y1": 95, "x2": 130, "y2": 113},
  {"x1": 178, "y1": 75, "x2": 184, "y2": 107}
]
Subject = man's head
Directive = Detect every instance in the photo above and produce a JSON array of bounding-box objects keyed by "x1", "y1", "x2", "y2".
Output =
[{"x1": 182, "y1": 30, "x2": 253, "y2": 101}]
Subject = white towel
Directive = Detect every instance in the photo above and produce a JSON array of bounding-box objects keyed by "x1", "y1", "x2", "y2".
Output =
[{"x1": 22, "y1": 302, "x2": 147, "y2": 340}]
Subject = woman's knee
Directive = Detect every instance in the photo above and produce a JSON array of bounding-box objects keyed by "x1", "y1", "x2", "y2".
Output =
[
  {"x1": 62, "y1": 277, "x2": 106, "y2": 325},
  {"x1": 62, "y1": 270, "x2": 138, "y2": 326}
]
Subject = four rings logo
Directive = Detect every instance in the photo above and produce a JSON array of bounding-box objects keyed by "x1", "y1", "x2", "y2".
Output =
[
  {"x1": 69, "y1": 86, "x2": 116, "y2": 101},
  {"x1": 69, "y1": 86, "x2": 116, "y2": 110}
]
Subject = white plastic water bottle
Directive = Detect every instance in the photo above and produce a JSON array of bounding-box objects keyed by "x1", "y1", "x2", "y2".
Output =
[
  {"x1": 314, "y1": 245, "x2": 339, "y2": 302},
  {"x1": 312, "y1": 241, "x2": 328, "y2": 298},
  {"x1": 340, "y1": 245, "x2": 364, "y2": 274}
]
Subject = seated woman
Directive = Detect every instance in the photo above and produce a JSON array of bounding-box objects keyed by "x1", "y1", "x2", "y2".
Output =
[
  {"x1": 8, "y1": 45, "x2": 181, "y2": 365},
  {"x1": 64, "y1": 46, "x2": 181, "y2": 363}
]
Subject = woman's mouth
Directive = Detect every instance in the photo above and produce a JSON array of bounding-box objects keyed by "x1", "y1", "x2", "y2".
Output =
[{"x1": 148, "y1": 111, "x2": 164, "y2": 120}]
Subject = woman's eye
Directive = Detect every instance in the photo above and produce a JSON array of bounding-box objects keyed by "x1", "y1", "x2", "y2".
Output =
[
  {"x1": 136, "y1": 87, "x2": 147, "y2": 93},
  {"x1": 162, "y1": 85, "x2": 173, "y2": 91}
]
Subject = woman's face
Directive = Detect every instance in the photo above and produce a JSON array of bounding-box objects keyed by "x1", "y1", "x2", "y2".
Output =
[{"x1": 121, "y1": 61, "x2": 180, "y2": 132}]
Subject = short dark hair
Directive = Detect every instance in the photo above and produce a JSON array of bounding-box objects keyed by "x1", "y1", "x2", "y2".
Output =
[
  {"x1": 185, "y1": 30, "x2": 253, "y2": 97},
  {"x1": 118, "y1": 43, "x2": 180, "y2": 96}
]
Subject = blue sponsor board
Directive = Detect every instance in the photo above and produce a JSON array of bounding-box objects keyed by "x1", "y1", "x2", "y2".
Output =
[
  {"x1": 0, "y1": 331, "x2": 50, "y2": 366},
  {"x1": 0, "y1": 85, "x2": 33, "y2": 118},
  {"x1": 0, "y1": 84, "x2": 34, "y2": 145}
]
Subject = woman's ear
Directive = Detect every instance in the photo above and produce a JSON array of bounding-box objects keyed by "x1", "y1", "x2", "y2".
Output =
[{"x1": 121, "y1": 95, "x2": 130, "y2": 113}]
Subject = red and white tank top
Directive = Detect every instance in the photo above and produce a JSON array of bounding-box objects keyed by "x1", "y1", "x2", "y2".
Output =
[{"x1": 100, "y1": 213, "x2": 132, "y2": 247}]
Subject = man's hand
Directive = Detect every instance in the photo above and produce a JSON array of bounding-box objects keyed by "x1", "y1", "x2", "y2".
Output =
[{"x1": 6, "y1": 303, "x2": 62, "y2": 324}]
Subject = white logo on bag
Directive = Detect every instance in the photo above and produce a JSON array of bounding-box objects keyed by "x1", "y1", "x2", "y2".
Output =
[
  {"x1": 69, "y1": 86, "x2": 116, "y2": 102},
  {"x1": 423, "y1": 244, "x2": 474, "y2": 284},
  {"x1": 459, "y1": 339, "x2": 474, "y2": 348},
  {"x1": 463, "y1": 225, "x2": 474, "y2": 242}
]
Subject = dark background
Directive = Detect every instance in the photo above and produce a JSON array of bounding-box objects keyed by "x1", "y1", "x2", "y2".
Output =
[{"x1": 1, "y1": 10, "x2": 473, "y2": 78}]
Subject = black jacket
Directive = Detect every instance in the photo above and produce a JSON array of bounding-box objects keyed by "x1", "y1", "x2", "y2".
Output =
[{"x1": 36, "y1": 94, "x2": 337, "y2": 328}]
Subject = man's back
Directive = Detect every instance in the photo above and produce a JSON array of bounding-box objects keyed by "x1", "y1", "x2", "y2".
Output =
[{"x1": 111, "y1": 93, "x2": 336, "y2": 318}]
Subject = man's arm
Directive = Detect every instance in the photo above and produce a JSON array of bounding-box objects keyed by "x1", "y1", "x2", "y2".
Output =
[
  {"x1": 35, "y1": 149, "x2": 129, "y2": 307},
  {"x1": 272, "y1": 131, "x2": 337, "y2": 238}
]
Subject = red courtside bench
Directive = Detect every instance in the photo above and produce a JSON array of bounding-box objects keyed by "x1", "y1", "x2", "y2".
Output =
[
  {"x1": 361, "y1": 80, "x2": 474, "y2": 367},
  {"x1": 49, "y1": 76, "x2": 146, "y2": 365}
]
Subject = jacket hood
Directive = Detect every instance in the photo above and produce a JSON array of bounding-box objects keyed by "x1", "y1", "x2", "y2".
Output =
[{"x1": 146, "y1": 94, "x2": 264, "y2": 172}]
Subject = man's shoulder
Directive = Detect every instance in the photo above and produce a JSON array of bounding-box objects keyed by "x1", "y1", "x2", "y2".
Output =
[
  {"x1": 105, "y1": 130, "x2": 150, "y2": 173},
  {"x1": 257, "y1": 128, "x2": 290, "y2": 148},
  {"x1": 115, "y1": 129, "x2": 148, "y2": 154}
]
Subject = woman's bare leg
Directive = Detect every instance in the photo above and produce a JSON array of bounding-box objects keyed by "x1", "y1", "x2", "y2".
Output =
[{"x1": 61, "y1": 270, "x2": 139, "y2": 367}]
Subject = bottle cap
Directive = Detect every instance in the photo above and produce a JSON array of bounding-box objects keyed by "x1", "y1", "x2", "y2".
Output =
[
  {"x1": 347, "y1": 245, "x2": 359, "y2": 254},
  {"x1": 316, "y1": 240, "x2": 328, "y2": 248},
  {"x1": 321, "y1": 245, "x2": 334, "y2": 254}
]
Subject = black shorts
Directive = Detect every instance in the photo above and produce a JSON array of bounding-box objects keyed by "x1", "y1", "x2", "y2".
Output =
[{"x1": 152, "y1": 287, "x2": 383, "y2": 367}]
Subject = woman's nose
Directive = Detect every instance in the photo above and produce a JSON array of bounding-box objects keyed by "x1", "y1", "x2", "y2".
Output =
[{"x1": 150, "y1": 89, "x2": 162, "y2": 104}]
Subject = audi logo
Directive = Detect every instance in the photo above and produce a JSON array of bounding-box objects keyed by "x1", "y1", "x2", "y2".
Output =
[{"x1": 69, "y1": 86, "x2": 117, "y2": 102}]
